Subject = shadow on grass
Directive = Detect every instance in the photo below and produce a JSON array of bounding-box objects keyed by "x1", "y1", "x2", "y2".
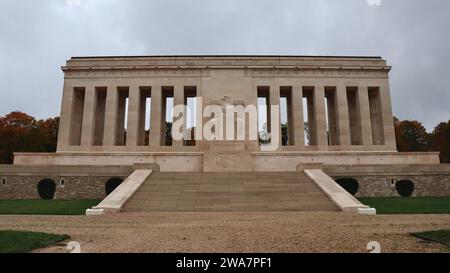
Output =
[{"x1": 411, "y1": 230, "x2": 450, "y2": 251}]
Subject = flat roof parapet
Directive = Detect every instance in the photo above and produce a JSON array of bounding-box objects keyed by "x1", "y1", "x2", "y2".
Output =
[
  {"x1": 71, "y1": 55, "x2": 383, "y2": 60},
  {"x1": 63, "y1": 55, "x2": 389, "y2": 72}
]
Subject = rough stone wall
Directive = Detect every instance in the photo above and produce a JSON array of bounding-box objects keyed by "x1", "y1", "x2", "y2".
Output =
[
  {"x1": 333, "y1": 175, "x2": 450, "y2": 197},
  {"x1": 1, "y1": 173, "x2": 449, "y2": 200},
  {"x1": 0, "y1": 175, "x2": 126, "y2": 200}
]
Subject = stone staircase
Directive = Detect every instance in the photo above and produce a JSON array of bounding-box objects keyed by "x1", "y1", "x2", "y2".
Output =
[{"x1": 122, "y1": 172, "x2": 339, "y2": 212}]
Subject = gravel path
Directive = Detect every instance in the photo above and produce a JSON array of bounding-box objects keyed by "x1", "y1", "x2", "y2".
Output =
[{"x1": 0, "y1": 212, "x2": 449, "y2": 253}]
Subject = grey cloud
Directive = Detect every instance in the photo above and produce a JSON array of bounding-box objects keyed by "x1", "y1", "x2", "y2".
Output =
[{"x1": 0, "y1": 0, "x2": 449, "y2": 131}]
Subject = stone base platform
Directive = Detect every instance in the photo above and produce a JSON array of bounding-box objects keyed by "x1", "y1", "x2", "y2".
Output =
[
  {"x1": 13, "y1": 151, "x2": 440, "y2": 172},
  {"x1": 1, "y1": 153, "x2": 449, "y2": 201}
]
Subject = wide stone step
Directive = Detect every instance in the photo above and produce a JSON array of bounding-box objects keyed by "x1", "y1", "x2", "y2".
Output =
[{"x1": 122, "y1": 172, "x2": 339, "y2": 212}]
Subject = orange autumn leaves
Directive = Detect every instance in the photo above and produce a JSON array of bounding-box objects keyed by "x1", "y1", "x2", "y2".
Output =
[
  {"x1": 394, "y1": 117, "x2": 450, "y2": 163},
  {"x1": 0, "y1": 112, "x2": 58, "y2": 164}
]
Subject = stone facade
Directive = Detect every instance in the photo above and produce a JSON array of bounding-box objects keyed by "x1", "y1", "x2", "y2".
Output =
[
  {"x1": 327, "y1": 164, "x2": 450, "y2": 197},
  {"x1": 1, "y1": 164, "x2": 448, "y2": 200},
  {"x1": 0, "y1": 175, "x2": 124, "y2": 200},
  {"x1": 1, "y1": 170, "x2": 448, "y2": 200},
  {"x1": 0, "y1": 165, "x2": 132, "y2": 200},
  {"x1": 333, "y1": 175, "x2": 450, "y2": 197},
  {"x1": 14, "y1": 56, "x2": 442, "y2": 173},
  {"x1": 56, "y1": 55, "x2": 397, "y2": 154}
]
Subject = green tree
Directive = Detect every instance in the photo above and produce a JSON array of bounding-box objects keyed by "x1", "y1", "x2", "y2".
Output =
[
  {"x1": 165, "y1": 122, "x2": 173, "y2": 146},
  {"x1": 281, "y1": 123, "x2": 288, "y2": 146},
  {"x1": 304, "y1": 122, "x2": 310, "y2": 145}
]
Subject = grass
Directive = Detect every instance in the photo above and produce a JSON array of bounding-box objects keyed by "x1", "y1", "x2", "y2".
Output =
[
  {"x1": 0, "y1": 230, "x2": 69, "y2": 253},
  {"x1": 0, "y1": 199, "x2": 101, "y2": 215},
  {"x1": 411, "y1": 230, "x2": 450, "y2": 249},
  {"x1": 359, "y1": 197, "x2": 450, "y2": 214}
]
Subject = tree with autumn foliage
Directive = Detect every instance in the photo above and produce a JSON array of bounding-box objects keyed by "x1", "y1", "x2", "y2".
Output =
[
  {"x1": 394, "y1": 117, "x2": 430, "y2": 152},
  {"x1": 429, "y1": 120, "x2": 450, "y2": 163},
  {"x1": 394, "y1": 117, "x2": 450, "y2": 163},
  {"x1": 0, "y1": 112, "x2": 59, "y2": 164}
]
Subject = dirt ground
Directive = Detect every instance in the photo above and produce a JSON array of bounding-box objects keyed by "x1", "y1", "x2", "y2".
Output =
[{"x1": 0, "y1": 212, "x2": 449, "y2": 253}]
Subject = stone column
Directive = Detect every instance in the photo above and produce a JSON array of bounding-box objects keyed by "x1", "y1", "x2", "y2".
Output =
[
  {"x1": 243, "y1": 86, "x2": 258, "y2": 151},
  {"x1": 380, "y1": 84, "x2": 397, "y2": 150},
  {"x1": 57, "y1": 83, "x2": 74, "y2": 149},
  {"x1": 80, "y1": 85, "x2": 97, "y2": 146},
  {"x1": 292, "y1": 85, "x2": 305, "y2": 147},
  {"x1": 126, "y1": 86, "x2": 141, "y2": 147},
  {"x1": 138, "y1": 92, "x2": 147, "y2": 146},
  {"x1": 195, "y1": 87, "x2": 205, "y2": 149},
  {"x1": 336, "y1": 85, "x2": 351, "y2": 146},
  {"x1": 103, "y1": 86, "x2": 119, "y2": 146},
  {"x1": 173, "y1": 84, "x2": 185, "y2": 147},
  {"x1": 116, "y1": 92, "x2": 127, "y2": 146},
  {"x1": 358, "y1": 86, "x2": 373, "y2": 146},
  {"x1": 269, "y1": 85, "x2": 282, "y2": 149},
  {"x1": 314, "y1": 85, "x2": 328, "y2": 148},
  {"x1": 149, "y1": 85, "x2": 162, "y2": 147}
]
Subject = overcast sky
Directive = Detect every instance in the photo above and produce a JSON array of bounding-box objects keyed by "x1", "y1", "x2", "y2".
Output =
[{"x1": 1, "y1": 0, "x2": 449, "y2": 131}]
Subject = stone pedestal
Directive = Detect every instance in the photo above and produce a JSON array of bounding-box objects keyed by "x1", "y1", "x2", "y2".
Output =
[{"x1": 203, "y1": 141, "x2": 252, "y2": 172}]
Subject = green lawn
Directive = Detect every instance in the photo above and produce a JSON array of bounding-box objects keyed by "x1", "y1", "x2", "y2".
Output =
[
  {"x1": 412, "y1": 230, "x2": 450, "y2": 248},
  {"x1": 0, "y1": 230, "x2": 69, "y2": 253},
  {"x1": 0, "y1": 199, "x2": 101, "y2": 215},
  {"x1": 359, "y1": 197, "x2": 450, "y2": 214}
]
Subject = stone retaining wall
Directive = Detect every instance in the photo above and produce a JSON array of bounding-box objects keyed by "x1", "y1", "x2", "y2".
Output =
[
  {"x1": 1, "y1": 164, "x2": 449, "y2": 200},
  {"x1": 0, "y1": 175, "x2": 127, "y2": 200},
  {"x1": 0, "y1": 165, "x2": 132, "y2": 200},
  {"x1": 327, "y1": 164, "x2": 450, "y2": 197},
  {"x1": 333, "y1": 175, "x2": 450, "y2": 197}
]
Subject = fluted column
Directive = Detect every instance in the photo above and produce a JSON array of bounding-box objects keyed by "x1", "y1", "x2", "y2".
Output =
[
  {"x1": 358, "y1": 86, "x2": 373, "y2": 146},
  {"x1": 80, "y1": 85, "x2": 96, "y2": 146},
  {"x1": 126, "y1": 86, "x2": 141, "y2": 146},
  {"x1": 314, "y1": 85, "x2": 328, "y2": 148},
  {"x1": 149, "y1": 85, "x2": 162, "y2": 147},
  {"x1": 172, "y1": 84, "x2": 184, "y2": 147},
  {"x1": 292, "y1": 85, "x2": 305, "y2": 147},
  {"x1": 103, "y1": 86, "x2": 118, "y2": 146},
  {"x1": 336, "y1": 85, "x2": 351, "y2": 146}
]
